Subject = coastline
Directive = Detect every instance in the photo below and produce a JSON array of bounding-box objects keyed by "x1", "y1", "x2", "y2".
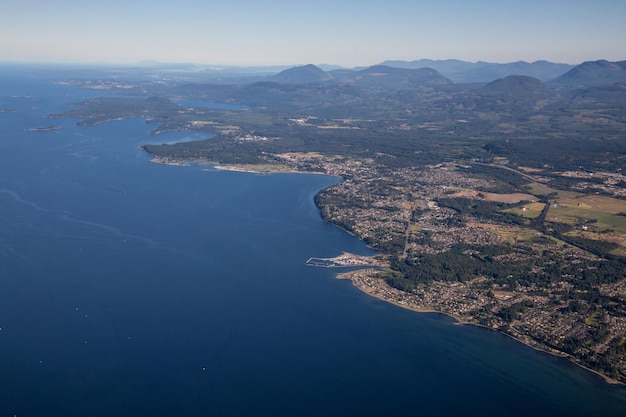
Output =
[
  {"x1": 147, "y1": 155, "x2": 325, "y2": 175},
  {"x1": 149, "y1": 156, "x2": 192, "y2": 167},
  {"x1": 337, "y1": 268, "x2": 624, "y2": 386},
  {"x1": 144, "y1": 155, "x2": 625, "y2": 387},
  {"x1": 213, "y1": 163, "x2": 317, "y2": 175}
]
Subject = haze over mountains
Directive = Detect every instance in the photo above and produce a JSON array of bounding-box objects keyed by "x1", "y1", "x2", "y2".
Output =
[
  {"x1": 79, "y1": 58, "x2": 626, "y2": 89},
  {"x1": 264, "y1": 59, "x2": 626, "y2": 90},
  {"x1": 270, "y1": 64, "x2": 453, "y2": 87},
  {"x1": 377, "y1": 59, "x2": 575, "y2": 82}
]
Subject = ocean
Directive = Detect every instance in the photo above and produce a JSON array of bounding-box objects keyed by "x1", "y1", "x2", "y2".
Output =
[{"x1": 1, "y1": 65, "x2": 625, "y2": 416}]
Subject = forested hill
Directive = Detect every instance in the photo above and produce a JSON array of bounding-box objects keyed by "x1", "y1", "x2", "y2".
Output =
[{"x1": 552, "y1": 60, "x2": 626, "y2": 86}]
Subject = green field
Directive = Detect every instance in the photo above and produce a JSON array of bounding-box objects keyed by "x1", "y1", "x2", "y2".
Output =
[
  {"x1": 505, "y1": 202, "x2": 546, "y2": 219},
  {"x1": 525, "y1": 182, "x2": 582, "y2": 200},
  {"x1": 547, "y1": 195, "x2": 626, "y2": 233}
]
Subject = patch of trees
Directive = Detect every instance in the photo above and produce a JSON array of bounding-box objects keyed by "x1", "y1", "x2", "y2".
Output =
[
  {"x1": 365, "y1": 230, "x2": 405, "y2": 253},
  {"x1": 388, "y1": 244, "x2": 533, "y2": 286},
  {"x1": 384, "y1": 237, "x2": 625, "y2": 294},
  {"x1": 481, "y1": 137, "x2": 626, "y2": 172},
  {"x1": 497, "y1": 300, "x2": 535, "y2": 322},
  {"x1": 142, "y1": 137, "x2": 267, "y2": 164},
  {"x1": 467, "y1": 163, "x2": 531, "y2": 192},
  {"x1": 559, "y1": 234, "x2": 620, "y2": 257},
  {"x1": 596, "y1": 339, "x2": 626, "y2": 380},
  {"x1": 436, "y1": 197, "x2": 528, "y2": 225}
]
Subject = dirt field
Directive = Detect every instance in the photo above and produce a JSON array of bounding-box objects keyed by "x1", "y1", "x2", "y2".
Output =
[
  {"x1": 518, "y1": 166, "x2": 544, "y2": 173},
  {"x1": 450, "y1": 189, "x2": 536, "y2": 204}
]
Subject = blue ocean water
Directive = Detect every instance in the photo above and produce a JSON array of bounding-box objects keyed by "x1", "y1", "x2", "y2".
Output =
[{"x1": 1, "y1": 66, "x2": 626, "y2": 417}]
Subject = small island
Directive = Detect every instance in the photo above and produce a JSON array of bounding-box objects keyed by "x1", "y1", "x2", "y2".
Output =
[{"x1": 28, "y1": 125, "x2": 61, "y2": 132}]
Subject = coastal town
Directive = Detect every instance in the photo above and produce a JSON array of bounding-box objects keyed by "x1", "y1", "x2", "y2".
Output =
[
  {"x1": 274, "y1": 151, "x2": 626, "y2": 383},
  {"x1": 144, "y1": 146, "x2": 626, "y2": 383}
]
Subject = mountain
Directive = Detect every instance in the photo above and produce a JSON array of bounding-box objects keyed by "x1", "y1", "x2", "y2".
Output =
[
  {"x1": 379, "y1": 59, "x2": 476, "y2": 75},
  {"x1": 379, "y1": 59, "x2": 574, "y2": 83},
  {"x1": 269, "y1": 64, "x2": 334, "y2": 84},
  {"x1": 482, "y1": 75, "x2": 546, "y2": 94},
  {"x1": 551, "y1": 60, "x2": 626, "y2": 86},
  {"x1": 462, "y1": 61, "x2": 574, "y2": 83},
  {"x1": 473, "y1": 76, "x2": 548, "y2": 115},
  {"x1": 331, "y1": 65, "x2": 452, "y2": 88}
]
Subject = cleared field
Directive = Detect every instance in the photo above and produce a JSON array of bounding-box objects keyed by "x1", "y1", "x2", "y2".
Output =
[
  {"x1": 571, "y1": 195, "x2": 626, "y2": 214},
  {"x1": 483, "y1": 192, "x2": 536, "y2": 203},
  {"x1": 525, "y1": 182, "x2": 581, "y2": 200},
  {"x1": 450, "y1": 189, "x2": 536, "y2": 203},
  {"x1": 505, "y1": 202, "x2": 546, "y2": 219},
  {"x1": 547, "y1": 195, "x2": 626, "y2": 233},
  {"x1": 492, "y1": 228, "x2": 542, "y2": 245},
  {"x1": 525, "y1": 182, "x2": 553, "y2": 196},
  {"x1": 518, "y1": 166, "x2": 544, "y2": 173}
]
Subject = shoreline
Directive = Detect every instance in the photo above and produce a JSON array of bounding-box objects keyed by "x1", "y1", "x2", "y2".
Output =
[
  {"x1": 143, "y1": 154, "x2": 624, "y2": 387},
  {"x1": 146, "y1": 155, "x2": 326, "y2": 175},
  {"x1": 213, "y1": 163, "x2": 315, "y2": 175},
  {"x1": 337, "y1": 268, "x2": 624, "y2": 386}
]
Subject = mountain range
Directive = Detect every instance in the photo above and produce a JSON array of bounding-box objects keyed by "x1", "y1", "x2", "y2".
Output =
[
  {"x1": 265, "y1": 59, "x2": 626, "y2": 89},
  {"x1": 377, "y1": 59, "x2": 575, "y2": 82}
]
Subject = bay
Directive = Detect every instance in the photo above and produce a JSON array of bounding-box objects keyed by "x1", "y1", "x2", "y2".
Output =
[{"x1": 1, "y1": 66, "x2": 625, "y2": 416}]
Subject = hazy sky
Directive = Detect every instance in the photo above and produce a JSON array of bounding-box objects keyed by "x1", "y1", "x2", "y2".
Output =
[{"x1": 1, "y1": 0, "x2": 625, "y2": 67}]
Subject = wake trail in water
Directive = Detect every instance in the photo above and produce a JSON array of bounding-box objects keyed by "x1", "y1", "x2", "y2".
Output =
[{"x1": 0, "y1": 188, "x2": 158, "y2": 248}]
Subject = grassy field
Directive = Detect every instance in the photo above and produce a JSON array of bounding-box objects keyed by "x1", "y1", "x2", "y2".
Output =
[
  {"x1": 547, "y1": 195, "x2": 626, "y2": 233},
  {"x1": 492, "y1": 228, "x2": 541, "y2": 245},
  {"x1": 525, "y1": 182, "x2": 582, "y2": 200},
  {"x1": 505, "y1": 202, "x2": 546, "y2": 219},
  {"x1": 525, "y1": 182, "x2": 554, "y2": 196},
  {"x1": 495, "y1": 179, "x2": 626, "y2": 257}
]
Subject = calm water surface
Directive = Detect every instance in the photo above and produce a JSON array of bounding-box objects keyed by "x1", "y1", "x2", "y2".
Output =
[{"x1": 1, "y1": 66, "x2": 626, "y2": 416}]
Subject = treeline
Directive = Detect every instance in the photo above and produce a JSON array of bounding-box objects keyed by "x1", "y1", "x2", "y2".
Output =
[
  {"x1": 466, "y1": 163, "x2": 533, "y2": 193},
  {"x1": 387, "y1": 243, "x2": 534, "y2": 287},
  {"x1": 481, "y1": 137, "x2": 626, "y2": 172},
  {"x1": 436, "y1": 197, "x2": 529, "y2": 225},
  {"x1": 497, "y1": 300, "x2": 535, "y2": 322},
  {"x1": 385, "y1": 240, "x2": 626, "y2": 293}
]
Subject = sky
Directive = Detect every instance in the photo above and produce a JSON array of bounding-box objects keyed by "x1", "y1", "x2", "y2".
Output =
[{"x1": 1, "y1": 0, "x2": 625, "y2": 67}]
